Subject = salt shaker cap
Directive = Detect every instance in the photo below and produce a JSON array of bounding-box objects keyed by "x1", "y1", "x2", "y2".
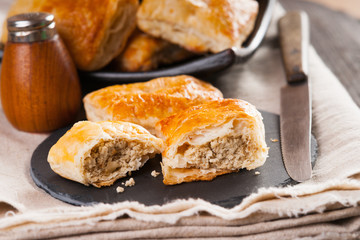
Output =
[{"x1": 7, "y1": 12, "x2": 56, "y2": 43}]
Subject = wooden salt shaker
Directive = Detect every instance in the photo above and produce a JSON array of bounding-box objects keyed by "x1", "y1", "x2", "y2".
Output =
[{"x1": 1, "y1": 13, "x2": 81, "y2": 132}]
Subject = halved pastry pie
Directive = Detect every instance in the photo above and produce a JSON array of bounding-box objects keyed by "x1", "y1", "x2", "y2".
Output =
[
  {"x1": 156, "y1": 99, "x2": 268, "y2": 185},
  {"x1": 47, "y1": 121, "x2": 164, "y2": 187},
  {"x1": 83, "y1": 75, "x2": 223, "y2": 134},
  {"x1": 137, "y1": 0, "x2": 258, "y2": 53},
  {"x1": 112, "y1": 29, "x2": 194, "y2": 72}
]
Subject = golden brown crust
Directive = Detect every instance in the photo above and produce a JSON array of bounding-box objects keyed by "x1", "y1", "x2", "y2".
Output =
[
  {"x1": 156, "y1": 99, "x2": 261, "y2": 149},
  {"x1": 2, "y1": 0, "x2": 138, "y2": 71},
  {"x1": 137, "y1": 0, "x2": 258, "y2": 53},
  {"x1": 47, "y1": 121, "x2": 164, "y2": 187},
  {"x1": 112, "y1": 29, "x2": 193, "y2": 72},
  {"x1": 83, "y1": 75, "x2": 223, "y2": 134},
  {"x1": 161, "y1": 163, "x2": 234, "y2": 185}
]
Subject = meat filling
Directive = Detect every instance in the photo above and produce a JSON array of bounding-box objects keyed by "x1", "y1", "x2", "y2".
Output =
[
  {"x1": 84, "y1": 140, "x2": 156, "y2": 186},
  {"x1": 179, "y1": 135, "x2": 259, "y2": 170}
]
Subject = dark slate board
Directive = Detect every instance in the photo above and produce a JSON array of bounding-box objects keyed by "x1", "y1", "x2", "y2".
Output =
[{"x1": 30, "y1": 111, "x2": 317, "y2": 208}]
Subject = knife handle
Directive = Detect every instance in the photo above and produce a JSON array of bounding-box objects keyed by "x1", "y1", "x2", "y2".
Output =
[{"x1": 278, "y1": 11, "x2": 309, "y2": 83}]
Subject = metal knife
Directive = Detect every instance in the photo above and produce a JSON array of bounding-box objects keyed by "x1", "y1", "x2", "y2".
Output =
[{"x1": 278, "y1": 11, "x2": 312, "y2": 182}]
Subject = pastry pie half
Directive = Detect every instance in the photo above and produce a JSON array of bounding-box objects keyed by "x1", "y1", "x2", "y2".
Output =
[
  {"x1": 2, "y1": 0, "x2": 139, "y2": 71},
  {"x1": 137, "y1": 0, "x2": 258, "y2": 53},
  {"x1": 47, "y1": 121, "x2": 164, "y2": 187},
  {"x1": 112, "y1": 29, "x2": 194, "y2": 72},
  {"x1": 83, "y1": 75, "x2": 223, "y2": 134},
  {"x1": 156, "y1": 99, "x2": 269, "y2": 185}
]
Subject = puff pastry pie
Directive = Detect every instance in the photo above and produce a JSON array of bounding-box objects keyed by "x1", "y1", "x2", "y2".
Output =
[
  {"x1": 47, "y1": 121, "x2": 164, "y2": 187},
  {"x1": 137, "y1": 0, "x2": 258, "y2": 53},
  {"x1": 112, "y1": 29, "x2": 194, "y2": 72},
  {"x1": 156, "y1": 99, "x2": 269, "y2": 185},
  {"x1": 83, "y1": 75, "x2": 223, "y2": 134},
  {"x1": 2, "y1": 0, "x2": 138, "y2": 71}
]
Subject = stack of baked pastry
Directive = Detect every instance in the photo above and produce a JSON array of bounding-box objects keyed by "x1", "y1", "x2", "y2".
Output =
[
  {"x1": 48, "y1": 75, "x2": 269, "y2": 186},
  {"x1": 2, "y1": 0, "x2": 259, "y2": 72},
  {"x1": 4, "y1": 0, "x2": 267, "y2": 186}
]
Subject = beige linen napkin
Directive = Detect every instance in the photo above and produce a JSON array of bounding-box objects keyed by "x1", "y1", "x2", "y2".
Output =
[{"x1": 1, "y1": 2, "x2": 360, "y2": 239}]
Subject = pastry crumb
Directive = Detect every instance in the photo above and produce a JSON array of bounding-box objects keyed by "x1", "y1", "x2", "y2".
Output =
[
  {"x1": 121, "y1": 182, "x2": 125, "y2": 185},
  {"x1": 128, "y1": 171, "x2": 132, "y2": 176},
  {"x1": 151, "y1": 170, "x2": 160, "y2": 177},
  {"x1": 270, "y1": 138, "x2": 279, "y2": 142},
  {"x1": 125, "y1": 178, "x2": 135, "y2": 187},
  {"x1": 255, "y1": 171, "x2": 260, "y2": 175},
  {"x1": 116, "y1": 186, "x2": 124, "y2": 193}
]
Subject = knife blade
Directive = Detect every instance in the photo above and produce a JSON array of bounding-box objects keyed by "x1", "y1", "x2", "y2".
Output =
[{"x1": 278, "y1": 11, "x2": 312, "y2": 182}]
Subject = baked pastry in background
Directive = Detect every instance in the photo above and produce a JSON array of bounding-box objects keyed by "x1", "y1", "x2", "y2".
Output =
[
  {"x1": 2, "y1": 0, "x2": 138, "y2": 71},
  {"x1": 112, "y1": 29, "x2": 194, "y2": 72},
  {"x1": 83, "y1": 75, "x2": 223, "y2": 134},
  {"x1": 47, "y1": 121, "x2": 164, "y2": 188},
  {"x1": 156, "y1": 99, "x2": 268, "y2": 185},
  {"x1": 137, "y1": 0, "x2": 258, "y2": 53}
]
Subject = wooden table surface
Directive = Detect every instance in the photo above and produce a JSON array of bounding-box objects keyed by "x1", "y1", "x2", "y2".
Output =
[
  {"x1": 280, "y1": 0, "x2": 360, "y2": 107},
  {"x1": 306, "y1": 0, "x2": 360, "y2": 19}
]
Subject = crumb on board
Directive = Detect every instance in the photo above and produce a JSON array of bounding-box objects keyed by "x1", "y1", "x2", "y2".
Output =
[
  {"x1": 255, "y1": 171, "x2": 260, "y2": 175},
  {"x1": 270, "y1": 138, "x2": 279, "y2": 142},
  {"x1": 121, "y1": 182, "x2": 125, "y2": 185},
  {"x1": 151, "y1": 170, "x2": 160, "y2": 177},
  {"x1": 116, "y1": 186, "x2": 124, "y2": 193},
  {"x1": 125, "y1": 178, "x2": 135, "y2": 187},
  {"x1": 128, "y1": 171, "x2": 132, "y2": 176}
]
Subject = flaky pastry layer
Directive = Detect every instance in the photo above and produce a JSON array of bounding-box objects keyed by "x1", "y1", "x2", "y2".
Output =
[
  {"x1": 83, "y1": 75, "x2": 223, "y2": 134},
  {"x1": 2, "y1": 0, "x2": 138, "y2": 71},
  {"x1": 137, "y1": 0, "x2": 258, "y2": 53},
  {"x1": 112, "y1": 29, "x2": 193, "y2": 72}
]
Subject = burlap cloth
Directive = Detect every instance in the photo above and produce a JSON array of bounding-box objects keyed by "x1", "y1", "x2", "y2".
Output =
[{"x1": 0, "y1": 2, "x2": 360, "y2": 239}]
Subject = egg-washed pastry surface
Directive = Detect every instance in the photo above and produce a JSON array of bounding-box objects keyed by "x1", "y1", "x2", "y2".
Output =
[
  {"x1": 47, "y1": 121, "x2": 164, "y2": 188},
  {"x1": 83, "y1": 75, "x2": 223, "y2": 134},
  {"x1": 137, "y1": 0, "x2": 258, "y2": 53},
  {"x1": 2, "y1": 0, "x2": 138, "y2": 71},
  {"x1": 156, "y1": 99, "x2": 269, "y2": 185},
  {"x1": 112, "y1": 29, "x2": 194, "y2": 72}
]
